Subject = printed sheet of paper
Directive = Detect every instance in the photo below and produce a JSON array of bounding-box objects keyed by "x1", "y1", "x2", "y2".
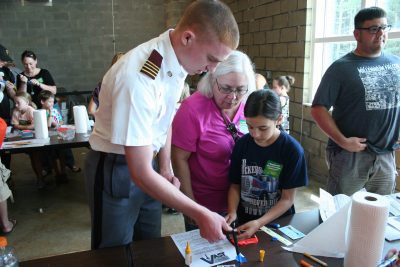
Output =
[
  {"x1": 319, "y1": 188, "x2": 351, "y2": 222},
  {"x1": 171, "y1": 229, "x2": 236, "y2": 267},
  {"x1": 2, "y1": 138, "x2": 50, "y2": 149}
]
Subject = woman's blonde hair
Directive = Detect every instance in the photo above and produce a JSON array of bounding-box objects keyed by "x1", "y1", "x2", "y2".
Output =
[{"x1": 15, "y1": 91, "x2": 37, "y2": 109}]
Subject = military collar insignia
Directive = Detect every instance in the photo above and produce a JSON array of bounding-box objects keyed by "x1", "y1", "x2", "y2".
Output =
[{"x1": 140, "y1": 49, "x2": 163, "y2": 80}]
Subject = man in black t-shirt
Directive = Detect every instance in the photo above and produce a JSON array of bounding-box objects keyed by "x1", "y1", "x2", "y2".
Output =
[{"x1": 0, "y1": 44, "x2": 16, "y2": 125}]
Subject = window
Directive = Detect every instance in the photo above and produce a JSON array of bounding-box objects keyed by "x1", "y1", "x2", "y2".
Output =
[{"x1": 305, "y1": 0, "x2": 400, "y2": 104}]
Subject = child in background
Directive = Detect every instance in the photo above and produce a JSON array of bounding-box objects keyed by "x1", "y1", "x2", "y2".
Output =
[
  {"x1": 39, "y1": 90, "x2": 63, "y2": 128},
  {"x1": 271, "y1": 75, "x2": 295, "y2": 133},
  {"x1": 11, "y1": 92, "x2": 48, "y2": 188},
  {"x1": 225, "y1": 90, "x2": 308, "y2": 239},
  {"x1": 39, "y1": 90, "x2": 68, "y2": 184},
  {"x1": 11, "y1": 91, "x2": 35, "y2": 130}
]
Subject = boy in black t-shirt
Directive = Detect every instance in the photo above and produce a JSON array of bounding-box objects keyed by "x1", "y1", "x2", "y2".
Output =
[{"x1": 226, "y1": 90, "x2": 308, "y2": 239}]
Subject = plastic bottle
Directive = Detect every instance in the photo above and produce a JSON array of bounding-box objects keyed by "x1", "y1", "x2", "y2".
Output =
[{"x1": 0, "y1": 237, "x2": 18, "y2": 267}]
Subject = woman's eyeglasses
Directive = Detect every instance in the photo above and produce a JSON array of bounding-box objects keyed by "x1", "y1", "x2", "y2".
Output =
[{"x1": 216, "y1": 79, "x2": 248, "y2": 96}]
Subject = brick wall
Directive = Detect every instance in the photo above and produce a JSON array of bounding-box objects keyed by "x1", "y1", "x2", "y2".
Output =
[
  {"x1": 225, "y1": 0, "x2": 329, "y2": 183},
  {"x1": 0, "y1": 0, "x2": 166, "y2": 92}
]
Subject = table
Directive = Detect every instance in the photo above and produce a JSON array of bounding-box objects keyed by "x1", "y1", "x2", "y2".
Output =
[
  {"x1": 131, "y1": 209, "x2": 400, "y2": 266},
  {"x1": 20, "y1": 244, "x2": 133, "y2": 267},
  {"x1": 0, "y1": 131, "x2": 90, "y2": 155},
  {"x1": 19, "y1": 209, "x2": 400, "y2": 266}
]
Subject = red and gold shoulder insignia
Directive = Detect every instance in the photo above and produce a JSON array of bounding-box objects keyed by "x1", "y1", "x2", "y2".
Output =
[{"x1": 140, "y1": 49, "x2": 163, "y2": 80}]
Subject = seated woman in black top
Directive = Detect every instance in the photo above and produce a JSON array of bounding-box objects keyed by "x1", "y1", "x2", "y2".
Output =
[
  {"x1": 16, "y1": 50, "x2": 57, "y2": 108},
  {"x1": 16, "y1": 50, "x2": 80, "y2": 173}
]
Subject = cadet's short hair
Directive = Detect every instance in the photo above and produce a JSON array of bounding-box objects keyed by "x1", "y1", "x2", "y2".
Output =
[
  {"x1": 176, "y1": 0, "x2": 239, "y2": 49},
  {"x1": 354, "y1": 7, "x2": 387, "y2": 28}
]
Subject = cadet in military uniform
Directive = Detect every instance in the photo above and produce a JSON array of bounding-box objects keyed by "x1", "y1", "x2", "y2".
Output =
[{"x1": 85, "y1": 0, "x2": 240, "y2": 249}]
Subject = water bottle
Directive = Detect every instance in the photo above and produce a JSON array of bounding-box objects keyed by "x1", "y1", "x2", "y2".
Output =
[{"x1": 0, "y1": 237, "x2": 18, "y2": 267}]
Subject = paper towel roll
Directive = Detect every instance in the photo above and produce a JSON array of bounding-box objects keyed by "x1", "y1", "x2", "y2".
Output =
[
  {"x1": 344, "y1": 191, "x2": 389, "y2": 267},
  {"x1": 33, "y1": 109, "x2": 49, "y2": 139},
  {"x1": 73, "y1": 105, "x2": 89, "y2": 134}
]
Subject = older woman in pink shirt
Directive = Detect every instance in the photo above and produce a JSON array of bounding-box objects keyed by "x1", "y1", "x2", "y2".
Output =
[{"x1": 172, "y1": 50, "x2": 256, "y2": 230}]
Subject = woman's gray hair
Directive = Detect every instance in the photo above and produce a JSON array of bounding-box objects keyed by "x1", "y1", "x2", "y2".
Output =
[{"x1": 197, "y1": 50, "x2": 256, "y2": 98}]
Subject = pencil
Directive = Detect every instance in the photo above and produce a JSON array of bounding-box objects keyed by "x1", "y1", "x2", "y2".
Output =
[
  {"x1": 231, "y1": 222, "x2": 240, "y2": 255},
  {"x1": 303, "y1": 253, "x2": 328, "y2": 267}
]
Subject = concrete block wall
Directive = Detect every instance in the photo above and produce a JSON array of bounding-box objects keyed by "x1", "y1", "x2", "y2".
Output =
[
  {"x1": 225, "y1": 0, "x2": 329, "y2": 184},
  {"x1": 0, "y1": 0, "x2": 166, "y2": 92}
]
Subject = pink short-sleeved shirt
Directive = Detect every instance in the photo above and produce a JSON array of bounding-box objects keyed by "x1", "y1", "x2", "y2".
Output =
[{"x1": 172, "y1": 92, "x2": 247, "y2": 213}]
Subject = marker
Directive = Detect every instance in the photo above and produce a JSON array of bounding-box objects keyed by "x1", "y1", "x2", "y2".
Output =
[
  {"x1": 300, "y1": 260, "x2": 314, "y2": 267},
  {"x1": 377, "y1": 254, "x2": 398, "y2": 267},
  {"x1": 185, "y1": 242, "x2": 192, "y2": 266},
  {"x1": 259, "y1": 249, "x2": 265, "y2": 262},
  {"x1": 231, "y1": 222, "x2": 240, "y2": 255},
  {"x1": 267, "y1": 223, "x2": 280, "y2": 229},
  {"x1": 303, "y1": 252, "x2": 328, "y2": 267}
]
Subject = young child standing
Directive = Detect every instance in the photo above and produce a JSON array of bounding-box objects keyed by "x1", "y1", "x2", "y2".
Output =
[
  {"x1": 225, "y1": 89, "x2": 308, "y2": 239},
  {"x1": 39, "y1": 90, "x2": 68, "y2": 184},
  {"x1": 11, "y1": 91, "x2": 35, "y2": 130},
  {"x1": 271, "y1": 75, "x2": 295, "y2": 133}
]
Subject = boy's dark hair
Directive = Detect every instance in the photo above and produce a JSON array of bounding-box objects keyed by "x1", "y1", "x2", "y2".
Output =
[
  {"x1": 38, "y1": 90, "x2": 55, "y2": 102},
  {"x1": 244, "y1": 89, "x2": 281, "y2": 120},
  {"x1": 354, "y1": 7, "x2": 387, "y2": 28}
]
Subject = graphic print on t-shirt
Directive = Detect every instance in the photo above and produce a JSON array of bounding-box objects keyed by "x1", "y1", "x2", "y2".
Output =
[
  {"x1": 358, "y1": 63, "x2": 400, "y2": 110},
  {"x1": 240, "y1": 159, "x2": 282, "y2": 217}
]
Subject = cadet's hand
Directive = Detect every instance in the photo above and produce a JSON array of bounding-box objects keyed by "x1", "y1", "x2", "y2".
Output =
[
  {"x1": 236, "y1": 220, "x2": 260, "y2": 239},
  {"x1": 196, "y1": 209, "x2": 231, "y2": 243},
  {"x1": 341, "y1": 137, "x2": 367, "y2": 152}
]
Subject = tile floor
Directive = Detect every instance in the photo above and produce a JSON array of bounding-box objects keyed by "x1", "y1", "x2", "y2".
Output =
[{"x1": 4, "y1": 148, "x2": 323, "y2": 261}]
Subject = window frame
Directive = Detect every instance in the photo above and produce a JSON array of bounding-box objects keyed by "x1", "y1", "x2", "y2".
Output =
[{"x1": 305, "y1": 0, "x2": 400, "y2": 104}]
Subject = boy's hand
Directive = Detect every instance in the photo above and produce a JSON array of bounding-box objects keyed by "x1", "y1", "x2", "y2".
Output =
[
  {"x1": 236, "y1": 220, "x2": 261, "y2": 239},
  {"x1": 225, "y1": 212, "x2": 237, "y2": 225}
]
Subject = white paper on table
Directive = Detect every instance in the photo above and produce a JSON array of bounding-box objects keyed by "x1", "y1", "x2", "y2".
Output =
[
  {"x1": 171, "y1": 229, "x2": 236, "y2": 267},
  {"x1": 283, "y1": 201, "x2": 351, "y2": 258},
  {"x1": 385, "y1": 194, "x2": 400, "y2": 216},
  {"x1": 2, "y1": 138, "x2": 50, "y2": 149},
  {"x1": 319, "y1": 188, "x2": 351, "y2": 222},
  {"x1": 385, "y1": 223, "x2": 400, "y2": 241}
]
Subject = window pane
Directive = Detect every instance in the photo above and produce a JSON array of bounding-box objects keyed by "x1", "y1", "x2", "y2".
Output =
[
  {"x1": 386, "y1": 40, "x2": 400, "y2": 56},
  {"x1": 374, "y1": 0, "x2": 400, "y2": 31},
  {"x1": 311, "y1": 42, "x2": 356, "y2": 100},
  {"x1": 315, "y1": 0, "x2": 361, "y2": 38}
]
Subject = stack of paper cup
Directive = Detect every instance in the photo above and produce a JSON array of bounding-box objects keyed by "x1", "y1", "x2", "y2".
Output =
[
  {"x1": 73, "y1": 105, "x2": 89, "y2": 134},
  {"x1": 33, "y1": 109, "x2": 49, "y2": 139},
  {"x1": 344, "y1": 191, "x2": 389, "y2": 267}
]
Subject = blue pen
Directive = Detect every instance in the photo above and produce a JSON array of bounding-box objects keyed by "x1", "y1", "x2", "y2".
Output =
[
  {"x1": 377, "y1": 254, "x2": 398, "y2": 267},
  {"x1": 267, "y1": 223, "x2": 280, "y2": 229}
]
